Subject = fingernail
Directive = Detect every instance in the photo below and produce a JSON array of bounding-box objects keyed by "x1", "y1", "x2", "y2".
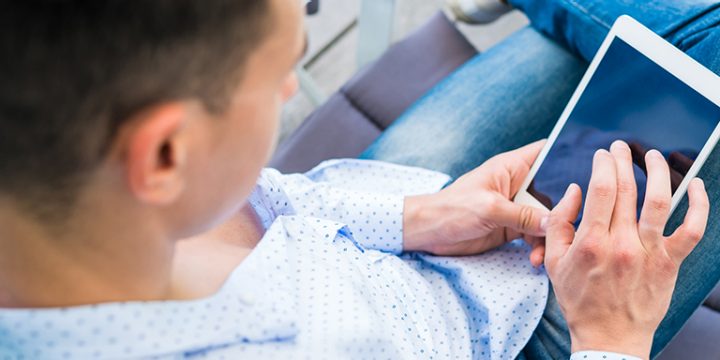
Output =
[
  {"x1": 647, "y1": 149, "x2": 663, "y2": 160},
  {"x1": 564, "y1": 184, "x2": 576, "y2": 197},
  {"x1": 540, "y1": 216, "x2": 549, "y2": 231},
  {"x1": 610, "y1": 140, "x2": 628, "y2": 150}
]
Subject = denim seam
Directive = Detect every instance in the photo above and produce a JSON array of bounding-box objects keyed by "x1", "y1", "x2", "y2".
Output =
[{"x1": 563, "y1": 0, "x2": 612, "y2": 31}]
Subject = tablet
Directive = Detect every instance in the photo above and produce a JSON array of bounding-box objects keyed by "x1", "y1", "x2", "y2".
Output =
[{"x1": 514, "y1": 15, "x2": 720, "y2": 220}]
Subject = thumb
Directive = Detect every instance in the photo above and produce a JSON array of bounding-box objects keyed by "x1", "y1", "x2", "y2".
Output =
[
  {"x1": 493, "y1": 197, "x2": 550, "y2": 237},
  {"x1": 545, "y1": 184, "x2": 582, "y2": 264},
  {"x1": 503, "y1": 139, "x2": 547, "y2": 194}
]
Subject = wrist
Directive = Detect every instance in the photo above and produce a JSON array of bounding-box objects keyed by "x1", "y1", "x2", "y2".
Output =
[
  {"x1": 570, "y1": 329, "x2": 652, "y2": 360},
  {"x1": 402, "y1": 194, "x2": 445, "y2": 252}
]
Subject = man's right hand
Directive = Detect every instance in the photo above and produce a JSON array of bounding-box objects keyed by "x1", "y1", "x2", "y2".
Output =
[{"x1": 544, "y1": 140, "x2": 710, "y2": 359}]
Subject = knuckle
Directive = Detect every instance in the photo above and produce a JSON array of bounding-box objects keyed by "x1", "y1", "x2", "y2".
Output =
[
  {"x1": 638, "y1": 221, "x2": 660, "y2": 238},
  {"x1": 518, "y1": 205, "x2": 535, "y2": 230},
  {"x1": 612, "y1": 248, "x2": 637, "y2": 267},
  {"x1": 585, "y1": 217, "x2": 607, "y2": 231},
  {"x1": 547, "y1": 211, "x2": 575, "y2": 230},
  {"x1": 547, "y1": 212, "x2": 565, "y2": 229},
  {"x1": 684, "y1": 227, "x2": 705, "y2": 243},
  {"x1": 647, "y1": 197, "x2": 670, "y2": 212},
  {"x1": 483, "y1": 196, "x2": 502, "y2": 217},
  {"x1": 616, "y1": 179, "x2": 636, "y2": 194},
  {"x1": 591, "y1": 182, "x2": 615, "y2": 198},
  {"x1": 576, "y1": 240, "x2": 602, "y2": 263},
  {"x1": 474, "y1": 193, "x2": 497, "y2": 216}
]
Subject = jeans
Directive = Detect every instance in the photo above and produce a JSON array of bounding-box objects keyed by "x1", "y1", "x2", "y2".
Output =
[{"x1": 359, "y1": 1, "x2": 720, "y2": 358}]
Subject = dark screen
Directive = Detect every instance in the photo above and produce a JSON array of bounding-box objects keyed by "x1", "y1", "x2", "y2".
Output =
[{"x1": 528, "y1": 38, "x2": 720, "y2": 221}]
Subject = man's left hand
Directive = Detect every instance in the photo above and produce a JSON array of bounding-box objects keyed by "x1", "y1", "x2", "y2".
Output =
[{"x1": 403, "y1": 140, "x2": 548, "y2": 266}]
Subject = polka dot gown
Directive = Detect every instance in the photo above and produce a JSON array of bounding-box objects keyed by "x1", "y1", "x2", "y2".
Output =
[
  {"x1": 570, "y1": 352, "x2": 642, "y2": 360},
  {"x1": 0, "y1": 159, "x2": 548, "y2": 359}
]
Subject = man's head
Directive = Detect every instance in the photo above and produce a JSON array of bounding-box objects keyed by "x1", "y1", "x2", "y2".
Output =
[{"x1": 0, "y1": 0, "x2": 305, "y2": 238}]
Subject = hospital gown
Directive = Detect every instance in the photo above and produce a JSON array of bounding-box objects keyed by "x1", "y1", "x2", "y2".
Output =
[{"x1": 0, "y1": 159, "x2": 549, "y2": 359}]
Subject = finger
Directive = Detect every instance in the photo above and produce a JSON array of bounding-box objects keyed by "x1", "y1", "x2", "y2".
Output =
[
  {"x1": 530, "y1": 245, "x2": 545, "y2": 268},
  {"x1": 666, "y1": 178, "x2": 709, "y2": 262},
  {"x1": 638, "y1": 150, "x2": 672, "y2": 250},
  {"x1": 545, "y1": 184, "x2": 582, "y2": 264},
  {"x1": 525, "y1": 235, "x2": 546, "y2": 268},
  {"x1": 493, "y1": 197, "x2": 550, "y2": 237},
  {"x1": 609, "y1": 141, "x2": 638, "y2": 230},
  {"x1": 503, "y1": 139, "x2": 547, "y2": 195},
  {"x1": 578, "y1": 149, "x2": 617, "y2": 233}
]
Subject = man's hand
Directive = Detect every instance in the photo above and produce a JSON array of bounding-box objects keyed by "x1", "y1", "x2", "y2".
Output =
[
  {"x1": 403, "y1": 140, "x2": 549, "y2": 263},
  {"x1": 545, "y1": 141, "x2": 709, "y2": 359}
]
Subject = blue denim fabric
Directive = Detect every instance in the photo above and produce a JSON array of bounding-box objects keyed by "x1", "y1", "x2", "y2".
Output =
[
  {"x1": 360, "y1": 1, "x2": 720, "y2": 359},
  {"x1": 510, "y1": 0, "x2": 720, "y2": 75},
  {"x1": 361, "y1": 28, "x2": 586, "y2": 180}
]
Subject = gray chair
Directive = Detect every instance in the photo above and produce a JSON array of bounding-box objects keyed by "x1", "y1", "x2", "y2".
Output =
[
  {"x1": 271, "y1": 12, "x2": 477, "y2": 173},
  {"x1": 270, "y1": 11, "x2": 720, "y2": 359}
]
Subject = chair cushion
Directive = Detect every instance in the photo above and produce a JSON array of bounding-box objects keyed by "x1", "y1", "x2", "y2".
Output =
[
  {"x1": 705, "y1": 282, "x2": 720, "y2": 311},
  {"x1": 270, "y1": 11, "x2": 477, "y2": 173},
  {"x1": 269, "y1": 93, "x2": 382, "y2": 174},
  {"x1": 657, "y1": 306, "x2": 720, "y2": 360},
  {"x1": 341, "y1": 11, "x2": 478, "y2": 130}
]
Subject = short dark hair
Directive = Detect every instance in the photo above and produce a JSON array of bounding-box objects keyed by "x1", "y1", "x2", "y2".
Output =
[{"x1": 0, "y1": 0, "x2": 272, "y2": 221}]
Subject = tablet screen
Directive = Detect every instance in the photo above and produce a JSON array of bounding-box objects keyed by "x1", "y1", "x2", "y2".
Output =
[{"x1": 528, "y1": 37, "x2": 720, "y2": 220}]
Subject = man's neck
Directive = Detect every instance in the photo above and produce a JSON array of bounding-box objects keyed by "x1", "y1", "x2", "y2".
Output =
[
  {"x1": 170, "y1": 202, "x2": 264, "y2": 300},
  {"x1": 0, "y1": 204, "x2": 175, "y2": 308}
]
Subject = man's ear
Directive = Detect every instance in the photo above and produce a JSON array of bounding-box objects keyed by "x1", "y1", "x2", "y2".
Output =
[{"x1": 124, "y1": 104, "x2": 189, "y2": 206}]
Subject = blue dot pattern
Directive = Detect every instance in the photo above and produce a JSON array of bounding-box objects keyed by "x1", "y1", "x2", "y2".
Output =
[{"x1": 0, "y1": 159, "x2": 548, "y2": 359}]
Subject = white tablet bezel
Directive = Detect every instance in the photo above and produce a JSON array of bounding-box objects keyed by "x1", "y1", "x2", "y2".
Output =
[{"x1": 514, "y1": 15, "x2": 720, "y2": 215}]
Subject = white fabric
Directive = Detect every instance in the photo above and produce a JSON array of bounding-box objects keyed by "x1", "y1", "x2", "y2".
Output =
[
  {"x1": 571, "y1": 350, "x2": 643, "y2": 360},
  {"x1": 0, "y1": 159, "x2": 548, "y2": 359}
]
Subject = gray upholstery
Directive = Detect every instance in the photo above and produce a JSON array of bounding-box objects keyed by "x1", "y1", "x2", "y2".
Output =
[
  {"x1": 271, "y1": 92, "x2": 382, "y2": 174},
  {"x1": 705, "y1": 283, "x2": 720, "y2": 311},
  {"x1": 270, "y1": 10, "x2": 720, "y2": 359},
  {"x1": 270, "y1": 11, "x2": 477, "y2": 173},
  {"x1": 657, "y1": 306, "x2": 720, "y2": 359},
  {"x1": 340, "y1": 12, "x2": 478, "y2": 130}
]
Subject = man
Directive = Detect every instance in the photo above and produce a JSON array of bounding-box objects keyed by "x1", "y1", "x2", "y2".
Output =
[
  {"x1": 363, "y1": 1, "x2": 720, "y2": 358},
  {"x1": 0, "y1": 0, "x2": 711, "y2": 359}
]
